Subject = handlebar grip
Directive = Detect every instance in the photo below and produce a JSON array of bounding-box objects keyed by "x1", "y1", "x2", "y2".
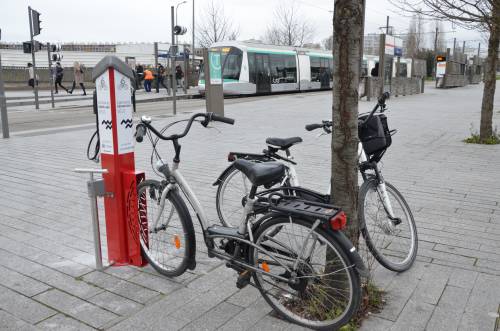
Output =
[
  {"x1": 305, "y1": 123, "x2": 323, "y2": 131},
  {"x1": 211, "y1": 113, "x2": 235, "y2": 125},
  {"x1": 135, "y1": 125, "x2": 146, "y2": 143}
]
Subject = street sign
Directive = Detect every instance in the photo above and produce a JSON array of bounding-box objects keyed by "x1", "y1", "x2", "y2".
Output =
[{"x1": 209, "y1": 51, "x2": 222, "y2": 85}]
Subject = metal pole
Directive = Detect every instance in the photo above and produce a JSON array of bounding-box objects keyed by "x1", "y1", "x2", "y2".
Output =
[
  {"x1": 192, "y1": 0, "x2": 195, "y2": 86},
  {"x1": 183, "y1": 50, "x2": 188, "y2": 94},
  {"x1": 154, "y1": 42, "x2": 159, "y2": 93},
  {"x1": 88, "y1": 172, "x2": 103, "y2": 271},
  {"x1": 433, "y1": 27, "x2": 438, "y2": 80},
  {"x1": 171, "y1": 6, "x2": 177, "y2": 115},
  {"x1": 477, "y1": 42, "x2": 480, "y2": 57},
  {"x1": 0, "y1": 52, "x2": 9, "y2": 138},
  {"x1": 47, "y1": 42, "x2": 55, "y2": 108},
  {"x1": 453, "y1": 38, "x2": 456, "y2": 54},
  {"x1": 28, "y1": 7, "x2": 39, "y2": 110},
  {"x1": 462, "y1": 41, "x2": 466, "y2": 53},
  {"x1": 386, "y1": 16, "x2": 389, "y2": 35},
  {"x1": 175, "y1": 8, "x2": 178, "y2": 45}
]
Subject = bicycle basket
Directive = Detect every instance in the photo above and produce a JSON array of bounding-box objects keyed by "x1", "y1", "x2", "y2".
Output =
[{"x1": 359, "y1": 114, "x2": 391, "y2": 155}]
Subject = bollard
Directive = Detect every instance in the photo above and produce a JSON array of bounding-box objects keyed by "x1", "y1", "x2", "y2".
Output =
[{"x1": 74, "y1": 168, "x2": 111, "y2": 271}]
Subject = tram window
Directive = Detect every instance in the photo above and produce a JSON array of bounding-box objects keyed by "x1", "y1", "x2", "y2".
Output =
[
  {"x1": 310, "y1": 57, "x2": 332, "y2": 82},
  {"x1": 270, "y1": 54, "x2": 296, "y2": 84},
  {"x1": 222, "y1": 48, "x2": 243, "y2": 81},
  {"x1": 248, "y1": 53, "x2": 256, "y2": 83},
  {"x1": 310, "y1": 57, "x2": 321, "y2": 81}
]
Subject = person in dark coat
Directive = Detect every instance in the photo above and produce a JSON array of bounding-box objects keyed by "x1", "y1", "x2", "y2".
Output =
[
  {"x1": 54, "y1": 62, "x2": 68, "y2": 93},
  {"x1": 156, "y1": 64, "x2": 170, "y2": 94},
  {"x1": 175, "y1": 65, "x2": 184, "y2": 91},
  {"x1": 371, "y1": 62, "x2": 379, "y2": 77}
]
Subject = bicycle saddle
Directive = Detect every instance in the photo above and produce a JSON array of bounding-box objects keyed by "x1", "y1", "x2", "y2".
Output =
[
  {"x1": 234, "y1": 159, "x2": 285, "y2": 187},
  {"x1": 266, "y1": 137, "x2": 302, "y2": 150}
]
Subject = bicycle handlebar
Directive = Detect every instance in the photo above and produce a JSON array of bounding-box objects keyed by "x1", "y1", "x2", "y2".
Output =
[
  {"x1": 305, "y1": 123, "x2": 323, "y2": 131},
  {"x1": 136, "y1": 112, "x2": 235, "y2": 143}
]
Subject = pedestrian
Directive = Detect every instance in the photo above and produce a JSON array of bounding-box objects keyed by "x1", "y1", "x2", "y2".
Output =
[
  {"x1": 156, "y1": 64, "x2": 170, "y2": 94},
  {"x1": 54, "y1": 62, "x2": 68, "y2": 94},
  {"x1": 136, "y1": 63, "x2": 144, "y2": 89},
  {"x1": 143, "y1": 67, "x2": 154, "y2": 92},
  {"x1": 68, "y1": 61, "x2": 87, "y2": 95},
  {"x1": 175, "y1": 65, "x2": 184, "y2": 91},
  {"x1": 371, "y1": 62, "x2": 379, "y2": 77},
  {"x1": 27, "y1": 63, "x2": 39, "y2": 88}
]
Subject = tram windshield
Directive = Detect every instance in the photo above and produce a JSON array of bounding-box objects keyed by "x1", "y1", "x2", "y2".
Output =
[{"x1": 198, "y1": 47, "x2": 243, "y2": 83}]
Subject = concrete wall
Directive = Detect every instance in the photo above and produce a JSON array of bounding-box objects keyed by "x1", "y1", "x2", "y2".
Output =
[
  {"x1": 441, "y1": 48, "x2": 468, "y2": 88},
  {"x1": 361, "y1": 76, "x2": 424, "y2": 100}
]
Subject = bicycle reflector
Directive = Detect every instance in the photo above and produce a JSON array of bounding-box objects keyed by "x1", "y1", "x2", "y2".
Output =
[
  {"x1": 228, "y1": 153, "x2": 236, "y2": 162},
  {"x1": 330, "y1": 211, "x2": 347, "y2": 230}
]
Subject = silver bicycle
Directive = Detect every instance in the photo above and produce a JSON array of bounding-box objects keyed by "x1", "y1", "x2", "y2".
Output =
[{"x1": 134, "y1": 112, "x2": 367, "y2": 330}]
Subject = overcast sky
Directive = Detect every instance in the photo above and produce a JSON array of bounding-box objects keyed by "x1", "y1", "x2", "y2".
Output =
[{"x1": 0, "y1": 0, "x2": 485, "y2": 53}]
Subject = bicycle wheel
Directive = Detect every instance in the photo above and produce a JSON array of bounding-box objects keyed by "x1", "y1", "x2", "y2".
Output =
[
  {"x1": 216, "y1": 165, "x2": 252, "y2": 227},
  {"x1": 137, "y1": 180, "x2": 196, "y2": 277},
  {"x1": 250, "y1": 217, "x2": 361, "y2": 330},
  {"x1": 359, "y1": 179, "x2": 418, "y2": 272}
]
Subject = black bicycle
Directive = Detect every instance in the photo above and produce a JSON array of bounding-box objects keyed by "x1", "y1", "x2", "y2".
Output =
[{"x1": 214, "y1": 93, "x2": 418, "y2": 272}]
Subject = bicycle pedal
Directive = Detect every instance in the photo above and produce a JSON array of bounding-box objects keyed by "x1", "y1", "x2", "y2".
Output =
[{"x1": 236, "y1": 270, "x2": 251, "y2": 289}]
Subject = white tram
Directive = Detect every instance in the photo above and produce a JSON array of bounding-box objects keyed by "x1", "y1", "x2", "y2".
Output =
[{"x1": 197, "y1": 41, "x2": 413, "y2": 95}]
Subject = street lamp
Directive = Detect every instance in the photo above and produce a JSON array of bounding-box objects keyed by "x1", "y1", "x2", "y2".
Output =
[{"x1": 175, "y1": 0, "x2": 187, "y2": 45}]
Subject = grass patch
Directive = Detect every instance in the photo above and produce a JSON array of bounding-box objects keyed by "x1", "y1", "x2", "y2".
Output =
[
  {"x1": 464, "y1": 134, "x2": 500, "y2": 144},
  {"x1": 340, "y1": 281, "x2": 386, "y2": 331}
]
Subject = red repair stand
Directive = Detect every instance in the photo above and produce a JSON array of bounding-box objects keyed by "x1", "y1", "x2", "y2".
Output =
[{"x1": 92, "y1": 56, "x2": 144, "y2": 266}]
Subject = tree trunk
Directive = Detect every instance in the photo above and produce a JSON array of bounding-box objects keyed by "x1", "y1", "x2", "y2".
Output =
[
  {"x1": 479, "y1": 14, "x2": 500, "y2": 141},
  {"x1": 331, "y1": 0, "x2": 363, "y2": 247}
]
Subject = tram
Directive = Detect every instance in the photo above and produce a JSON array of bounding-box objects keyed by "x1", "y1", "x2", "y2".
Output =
[{"x1": 197, "y1": 41, "x2": 412, "y2": 95}]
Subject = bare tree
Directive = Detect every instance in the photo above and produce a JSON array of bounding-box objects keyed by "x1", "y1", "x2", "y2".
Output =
[
  {"x1": 434, "y1": 20, "x2": 447, "y2": 53},
  {"x1": 197, "y1": 0, "x2": 240, "y2": 48},
  {"x1": 264, "y1": 1, "x2": 315, "y2": 46},
  {"x1": 391, "y1": 0, "x2": 500, "y2": 142},
  {"x1": 405, "y1": 14, "x2": 426, "y2": 57},
  {"x1": 323, "y1": 35, "x2": 334, "y2": 50},
  {"x1": 331, "y1": 0, "x2": 364, "y2": 246}
]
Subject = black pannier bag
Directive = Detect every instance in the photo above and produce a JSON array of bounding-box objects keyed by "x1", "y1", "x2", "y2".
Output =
[{"x1": 359, "y1": 114, "x2": 391, "y2": 155}]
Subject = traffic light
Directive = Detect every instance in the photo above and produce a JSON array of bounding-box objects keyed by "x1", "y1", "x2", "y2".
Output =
[
  {"x1": 23, "y1": 41, "x2": 32, "y2": 54},
  {"x1": 173, "y1": 25, "x2": 187, "y2": 35},
  {"x1": 31, "y1": 9, "x2": 42, "y2": 36}
]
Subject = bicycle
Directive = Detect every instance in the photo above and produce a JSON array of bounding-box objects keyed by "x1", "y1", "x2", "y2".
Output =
[
  {"x1": 214, "y1": 93, "x2": 418, "y2": 272},
  {"x1": 134, "y1": 112, "x2": 367, "y2": 330}
]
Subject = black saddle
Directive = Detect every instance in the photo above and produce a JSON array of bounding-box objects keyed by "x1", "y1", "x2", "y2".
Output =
[
  {"x1": 234, "y1": 159, "x2": 285, "y2": 187},
  {"x1": 266, "y1": 137, "x2": 302, "y2": 150}
]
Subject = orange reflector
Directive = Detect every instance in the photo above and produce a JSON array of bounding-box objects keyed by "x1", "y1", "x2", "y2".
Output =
[
  {"x1": 330, "y1": 211, "x2": 347, "y2": 230},
  {"x1": 261, "y1": 261, "x2": 270, "y2": 272},
  {"x1": 174, "y1": 235, "x2": 181, "y2": 249}
]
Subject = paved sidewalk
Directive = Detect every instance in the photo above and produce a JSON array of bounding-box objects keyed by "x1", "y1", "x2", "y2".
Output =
[{"x1": 0, "y1": 84, "x2": 499, "y2": 330}]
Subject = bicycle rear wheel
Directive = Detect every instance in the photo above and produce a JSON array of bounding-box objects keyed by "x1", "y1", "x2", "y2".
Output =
[
  {"x1": 359, "y1": 179, "x2": 418, "y2": 272},
  {"x1": 250, "y1": 217, "x2": 361, "y2": 330},
  {"x1": 137, "y1": 180, "x2": 196, "y2": 277}
]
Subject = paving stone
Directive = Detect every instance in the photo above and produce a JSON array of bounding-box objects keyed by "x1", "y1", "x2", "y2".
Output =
[
  {"x1": 226, "y1": 286, "x2": 261, "y2": 308},
  {"x1": 358, "y1": 316, "x2": 394, "y2": 331},
  {"x1": 128, "y1": 271, "x2": 182, "y2": 294},
  {"x1": 0, "y1": 265, "x2": 51, "y2": 297},
  {"x1": 34, "y1": 289, "x2": 119, "y2": 329},
  {"x1": 447, "y1": 268, "x2": 479, "y2": 289},
  {"x1": 0, "y1": 310, "x2": 38, "y2": 331},
  {"x1": 248, "y1": 315, "x2": 301, "y2": 331},
  {"x1": 389, "y1": 299, "x2": 434, "y2": 331},
  {"x1": 426, "y1": 306, "x2": 462, "y2": 331},
  {"x1": 0, "y1": 284, "x2": 56, "y2": 324},
  {"x1": 88, "y1": 291, "x2": 144, "y2": 316},
  {"x1": 437, "y1": 285, "x2": 471, "y2": 312},
  {"x1": 458, "y1": 311, "x2": 497, "y2": 331},
  {"x1": 219, "y1": 297, "x2": 273, "y2": 331},
  {"x1": 37, "y1": 314, "x2": 96, "y2": 331},
  {"x1": 412, "y1": 264, "x2": 451, "y2": 305},
  {"x1": 182, "y1": 302, "x2": 243, "y2": 331},
  {"x1": 82, "y1": 271, "x2": 161, "y2": 304}
]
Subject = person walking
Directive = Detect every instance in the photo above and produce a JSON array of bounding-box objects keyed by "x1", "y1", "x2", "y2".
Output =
[
  {"x1": 143, "y1": 67, "x2": 154, "y2": 92},
  {"x1": 156, "y1": 64, "x2": 170, "y2": 94},
  {"x1": 68, "y1": 61, "x2": 86, "y2": 95},
  {"x1": 54, "y1": 62, "x2": 68, "y2": 94},
  {"x1": 27, "y1": 63, "x2": 39, "y2": 88},
  {"x1": 175, "y1": 65, "x2": 184, "y2": 92},
  {"x1": 136, "y1": 63, "x2": 144, "y2": 90}
]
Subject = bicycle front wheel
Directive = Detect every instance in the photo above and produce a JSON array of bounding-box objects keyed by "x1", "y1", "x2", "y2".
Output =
[
  {"x1": 359, "y1": 179, "x2": 418, "y2": 272},
  {"x1": 137, "y1": 180, "x2": 196, "y2": 277},
  {"x1": 250, "y1": 217, "x2": 361, "y2": 330}
]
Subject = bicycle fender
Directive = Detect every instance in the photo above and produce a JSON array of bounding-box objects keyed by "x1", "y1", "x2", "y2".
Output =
[
  {"x1": 328, "y1": 230, "x2": 369, "y2": 278},
  {"x1": 213, "y1": 164, "x2": 235, "y2": 186}
]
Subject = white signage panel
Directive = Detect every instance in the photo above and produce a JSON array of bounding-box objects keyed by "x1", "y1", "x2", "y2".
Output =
[
  {"x1": 385, "y1": 35, "x2": 395, "y2": 55},
  {"x1": 436, "y1": 61, "x2": 446, "y2": 78},
  {"x1": 114, "y1": 71, "x2": 134, "y2": 155},
  {"x1": 96, "y1": 72, "x2": 113, "y2": 154}
]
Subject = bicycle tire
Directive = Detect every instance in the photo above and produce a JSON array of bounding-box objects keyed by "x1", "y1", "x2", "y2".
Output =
[
  {"x1": 359, "y1": 179, "x2": 418, "y2": 272},
  {"x1": 249, "y1": 216, "x2": 361, "y2": 330},
  {"x1": 137, "y1": 180, "x2": 196, "y2": 277},
  {"x1": 215, "y1": 165, "x2": 251, "y2": 227}
]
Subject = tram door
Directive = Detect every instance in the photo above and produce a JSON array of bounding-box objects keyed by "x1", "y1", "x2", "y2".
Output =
[{"x1": 255, "y1": 54, "x2": 271, "y2": 94}]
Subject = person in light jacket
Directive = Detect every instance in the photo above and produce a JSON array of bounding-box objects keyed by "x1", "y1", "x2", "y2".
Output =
[{"x1": 69, "y1": 61, "x2": 86, "y2": 95}]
